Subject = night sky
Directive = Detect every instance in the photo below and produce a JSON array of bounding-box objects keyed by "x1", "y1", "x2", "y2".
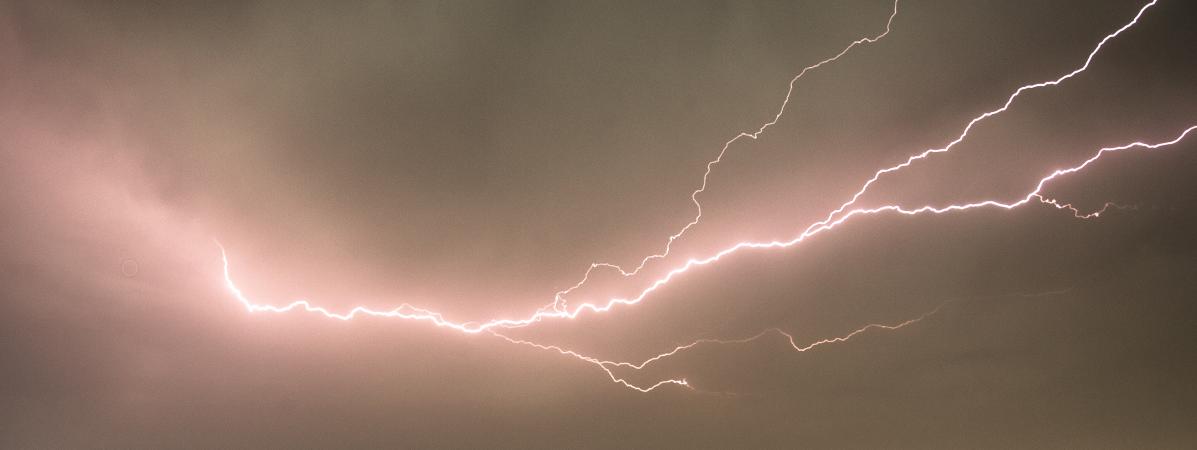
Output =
[{"x1": 2, "y1": 0, "x2": 1196, "y2": 447}]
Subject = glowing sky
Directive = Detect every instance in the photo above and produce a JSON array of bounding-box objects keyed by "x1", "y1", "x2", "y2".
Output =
[{"x1": 2, "y1": 0, "x2": 1196, "y2": 447}]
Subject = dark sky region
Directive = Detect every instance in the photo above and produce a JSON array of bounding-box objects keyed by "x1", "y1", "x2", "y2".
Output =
[{"x1": 2, "y1": 0, "x2": 1197, "y2": 447}]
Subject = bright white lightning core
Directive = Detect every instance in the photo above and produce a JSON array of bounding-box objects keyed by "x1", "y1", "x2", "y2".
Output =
[{"x1": 217, "y1": 0, "x2": 1192, "y2": 391}]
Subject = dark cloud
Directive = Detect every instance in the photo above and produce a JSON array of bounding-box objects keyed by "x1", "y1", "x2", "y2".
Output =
[{"x1": 2, "y1": 0, "x2": 1195, "y2": 447}]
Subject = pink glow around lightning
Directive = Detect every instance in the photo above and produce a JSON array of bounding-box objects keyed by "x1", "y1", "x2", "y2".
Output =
[{"x1": 217, "y1": 0, "x2": 1191, "y2": 391}]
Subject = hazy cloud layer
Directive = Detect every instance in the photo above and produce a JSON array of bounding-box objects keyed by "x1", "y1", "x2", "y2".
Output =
[{"x1": 2, "y1": 0, "x2": 1196, "y2": 447}]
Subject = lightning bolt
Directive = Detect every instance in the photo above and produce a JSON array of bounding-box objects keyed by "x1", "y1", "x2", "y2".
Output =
[
  {"x1": 1038, "y1": 199, "x2": 1138, "y2": 219},
  {"x1": 484, "y1": 125, "x2": 1195, "y2": 391},
  {"x1": 219, "y1": 0, "x2": 910, "y2": 332},
  {"x1": 491, "y1": 301, "x2": 949, "y2": 392},
  {"x1": 546, "y1": 0, "x2": 901, "y2": 314},
  {"x1": 215, "y1": 0, "x2": 1190, "y2": 391},
  {"x1": 808, "y1": 0, "x2": 1161, "y2": 236}
]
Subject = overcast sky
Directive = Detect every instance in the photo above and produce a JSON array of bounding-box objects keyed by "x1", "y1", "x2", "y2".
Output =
[{"x1": 2, "y1": 0, "x2": 1196, "y2": 447}]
